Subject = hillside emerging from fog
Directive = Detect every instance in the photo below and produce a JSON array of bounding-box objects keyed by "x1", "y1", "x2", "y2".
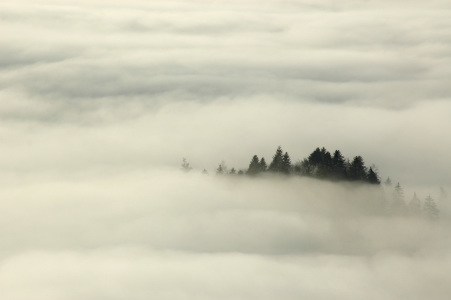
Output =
[{"x1": 183, "y1": 146, "x2": 441, "y2": 220}]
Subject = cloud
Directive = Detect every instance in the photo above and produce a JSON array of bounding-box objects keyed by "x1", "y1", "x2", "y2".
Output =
[
  {"x1": 1, "y1": 172, "x2": 450, "y2": 299},
  {"x1": 1, "y1": 0, "x2": 451, "y2": 110},
  {"x1": 1, "y1": 0, "x2": 451, "y2": 299}
]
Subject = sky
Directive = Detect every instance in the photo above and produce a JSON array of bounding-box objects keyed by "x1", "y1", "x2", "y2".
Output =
[{"x1": 1, "y1": 0, "x2": 451, "y2": 299}]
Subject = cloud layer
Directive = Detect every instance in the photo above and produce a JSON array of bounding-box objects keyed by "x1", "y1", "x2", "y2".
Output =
[
  {"x1": 1, "y1": 173, "x2": 451, "y2": 299},
  {"x1": 1, "y1": 0, "x2": 451, "y2": 299}
]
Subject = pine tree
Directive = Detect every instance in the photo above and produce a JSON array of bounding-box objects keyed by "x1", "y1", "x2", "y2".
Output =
[
  {"x1": 408, "y1": 192, "x2": 422, "y2": 217},
  {"x1": 259, "y1": 157, "x2": 267, "y2": 173},
  {"x1": 332, "y1": 150, "x2": 347, "y2": 179},
  {"x1": 281, "y1": 152, "x2": 292, "y2": 174},
  {"x1": 423, "y1": 195, "x2": 439, "y2": 220},
  {"x1": 247, "y1": 155, "x2": 260, "y2": 175},
  {"x1": 294, "y1": 158, "x2": 312, "y2": 176},
  {"x1": 317, "y1": 149, "x2": 332, "y2": 178},
  {"x1": 390, "y1": 182, "x2": 407, "y2": 215},
  {"x1": 216, "y1": 161, "x2": 227, "y2": 175},
  {"x1": 348, "y1": 156, "x2": 367, "y2": 181},
  {"x1": 384, "y1": 177, "x2": 392, "y2": 187},
  {"x1": 307, "y1": 147, "x2": 332, "y2": 178},
  {"x1": 366, "y1": 167, "x2": 380, "y2": 184},
  {"x1": 308, "y1": 147, "x2": 323, "y2": 167},
  {"x1": 268, "y1": 146, "x2": 284, "y2": 173}
]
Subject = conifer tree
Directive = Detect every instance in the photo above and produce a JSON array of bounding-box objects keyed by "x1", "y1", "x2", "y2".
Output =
[
  {"x1": 408, "y1": 192, "x2": 422, "y2": 217},
  {"x1": 247, "y1": 155, "x2": 260, "y2": 175},
  {"x1": 308, "y1": 147, "x2": 323, "y2": 166},
  {"x1": 390, "y1": 182, "x2": 407, "y2": 215},
  {"x1": 367, "y1": 167, "x2": 380, "y2": 184},
  {"x1": 301, "y1": 158, "x2": 313, "y2": 176},
  {"x1": 321, "y1": 149, "x2": 333, "y2": 178},
  {"x1": 259, "y1": 157, "x2": 267, "y2": 173},
  {"x1": 332, "y1": 150, "x2": 347, "y2": 179},
  {"x1": 294, "y1": 158, "x2": 312, "y2": 176},
  {"x1": 423, "y1": 195, "x2": 439, "y2": 220},
  {"x1": 384, "y1": 177, "x2": 392, "y2": 187},
  {"x1": 307, "y1": 147, "x2": 329, "y2": 177},
  {"x1": 348, "y1": 156, "x2": 367, "y2": 181},
  {"x1": 281, "y1": 152, "x2": 292, "y2": 174},
  {"x1": 268, "y1": 146, "x2": 284, "y2": 173},
  {"x1": 216, "y1": 161, "x2": 227, "y2": 175}
]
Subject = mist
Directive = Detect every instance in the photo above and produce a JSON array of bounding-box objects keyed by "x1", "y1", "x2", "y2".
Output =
[
  {"x1": 1, "y1": 0, "x2": 451, "y2": 299},
  {"x1": 1, "y1": 172, "x2": 450, "y2": 299}
]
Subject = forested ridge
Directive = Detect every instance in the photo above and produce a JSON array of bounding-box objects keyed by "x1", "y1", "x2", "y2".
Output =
[{"x1": 181, "y1": 146, "x2": 442, "y2": 220}]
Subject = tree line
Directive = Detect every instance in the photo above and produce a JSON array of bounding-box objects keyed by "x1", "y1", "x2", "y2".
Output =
[
  {"x1": 385, "y1": 179, "x2": 440, "y2": 221},
  {"x1": 181, "y1": 146, "x2": 443, "y2": 220}
]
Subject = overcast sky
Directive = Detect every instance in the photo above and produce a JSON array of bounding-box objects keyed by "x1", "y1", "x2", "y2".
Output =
[{"x1": 1, "y1": 0, "x2": 451, "y2": 299}]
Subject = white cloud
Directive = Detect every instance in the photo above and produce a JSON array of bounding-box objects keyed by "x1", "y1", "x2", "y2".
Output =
[{"x1": 1, "y1": 0, "x2": 451, "y2": 298}]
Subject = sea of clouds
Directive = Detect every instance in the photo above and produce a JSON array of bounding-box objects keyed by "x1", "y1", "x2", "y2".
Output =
[{"x1": 1, "y1": 0, "x2": 451, "y2": 299}]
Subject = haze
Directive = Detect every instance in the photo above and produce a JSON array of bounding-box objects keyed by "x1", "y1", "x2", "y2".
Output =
[{"x1": 1, "y1": 0, "x2": 450, "y2": 299}]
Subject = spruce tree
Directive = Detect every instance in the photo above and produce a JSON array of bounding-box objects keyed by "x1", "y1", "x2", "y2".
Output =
[
  {"x1": 308, "y1": 147, "x2": 323, "y2": 166},
  {"x1": 281, "y1": 152, "x2": 292, "y2": 174},
  {"x1": 390, "y1": 182, "x2": 407, "y2": 215},
  {"x1": 247, "y1": 155, "x2": 260, "y2": 175},
  {"x1": 384, "y1": 177, "x2": 392, "y2": 187},
  {"x1": 259, "y1": 157, "x2": 267, "y2": 173},
  {"x1": 348, "y1": 156, "x2": 367, "y2": 181},
  {"x1": 314, "y1": 148, "x2": 332, "y2": 178},
  {"x1": 332, "y1": 150, "x2": 347, "y2": 180},
  {"x1": 268, "y1": 146, "x2": 284, "y2": 173},
  {"x1": 408, "y1": 192, "x2": 422, "y2": 217},
  {"x1": 216, "y1": 161, "x2": 227, "y2": 175},
  {"x1": 367, "y1": 167, "x2": 380, "y2": 184},
  {"x1": 423, "y1": 195, "x2": 439, "y2": 220}
]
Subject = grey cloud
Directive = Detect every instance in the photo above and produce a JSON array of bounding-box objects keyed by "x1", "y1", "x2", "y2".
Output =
[{"x1": 2, "y1": 0, "x2": 451, "y2": 115}]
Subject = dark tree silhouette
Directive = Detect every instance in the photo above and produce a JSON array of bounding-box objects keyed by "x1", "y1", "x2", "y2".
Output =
[
  {"x1": 247, "y1": 155, "x2": 260, "y2": 175},
  {"x1": 299, "y1": 158, "x2": 313, "y2": 176},
  {"x1": 188, "y1": 144, "x2": 441, "y2": 218},
  {"x1": 281, "y1": 152, "x2": 292, "y2": 174},
  {"x1": 308, "y1": 147, "x2": 322, "y2": 166},
  {"x1": 348, "y1": 156, "x2": 367, "y2": 181},
  {"x1": 317, "y1": 148, "x2": 332, "y2": 178},
  {"x1": 332, "y1": 150, "x2": 347, "y2": 179},
  {"x1": 259, "y1": 157, "x2": 267, "y2": 173},
  {"x1": 268, "y1": 146, "x2": 284, "y2": 173},
  {"x1": 367, "y1": 167, "x2": 380, "y2": 184}
]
